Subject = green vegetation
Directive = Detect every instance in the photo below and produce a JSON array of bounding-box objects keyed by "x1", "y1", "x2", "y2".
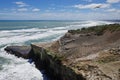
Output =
[
  {"x1": 97, "y1": 55, "x2": 120, "y2": 64},
  {"x1": 68, "y1": 24, "x2": 120, "y2": 35},
  {"x1": 46, "y1": 49, "x2": 66, "y2": 62}
]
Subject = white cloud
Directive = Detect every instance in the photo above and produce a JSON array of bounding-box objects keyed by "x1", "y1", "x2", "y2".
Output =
[
  {"x1": 0, "y1": 12, "x2": 120, "y2": 20},
  {"x1": 49, "y1": 8, "x2": 55, "y2": 10},
  {"x1": 32, "y1": 8, "x2": 40, "y2": 12},
  {"x1": 45, "y1": 10, "x2": 50, "y2": 12},
  {"x1": 107, "y1": 8, "x2": 116, "y2": 11},
  {"x1": 14, "y1": 1, "x2": 25, "y2": 5},
  {"x1": 107, "y1": 8, "x2": 120, "y2": 12},
  {"x1": 83, "y1": 0, "x2": 92, "y2": 2},
  {"x1": 14, "y1": 1, "x2": 29, "y2": 7},
  {"x1": 107, "y1": 0, "x2": 120, "y2": 3},
  {"x1": 17, "y1": 8, "x2": 28, "y2": 11},
  {"x1": 18, "y1": 4, "x2": 29, "y2": 7},
  {"x1": 13, "y1": 2, "x2": 40, "y2": 12},
  {"x1": 74, "y1": 3, "x2": 110, "y2": 9}
]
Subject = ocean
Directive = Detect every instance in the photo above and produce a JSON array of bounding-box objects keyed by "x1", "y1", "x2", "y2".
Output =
[{"x1": 0, "y1": 20, "x2": 119, "y2": 80}]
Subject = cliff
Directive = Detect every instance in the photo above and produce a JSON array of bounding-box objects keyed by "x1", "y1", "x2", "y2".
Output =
[{"x1": 5, "y1": 24, "x2": 120, "y2": 80}]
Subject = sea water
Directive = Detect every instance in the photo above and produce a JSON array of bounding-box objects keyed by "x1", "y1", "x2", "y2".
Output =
[{"x1": 0, "y1": 20, "x2": 119, "y2": 80}]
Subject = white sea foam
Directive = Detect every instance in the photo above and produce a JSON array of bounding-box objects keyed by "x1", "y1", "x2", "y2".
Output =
[
  {"x1": 0, "y1": 20, "x2": 115, "y2": 46},
  {"x1": 0, "y1": 27, "x2": 66, "y2": 37},
  {"x1": 52, "y1": 26, "x2": 67, "y2": 30},
  {"x1": 65, "y1": 21, "x2": 114, "y2": 30},
  {"x1": 0, "y1": 50, "x2": 43, "y2": 80},
  {"x1": 0, "y1": 27, "x2": 67, "y2": 45},
  {"x1": 1, "y1": 28, "x2": 46, "y2": 33},
  {"x1": 0, "y1": 25, "x2": 67, "y2": 80},
  {"x1": 0, "y1": 20, "x2": 117, "y2": 80}
]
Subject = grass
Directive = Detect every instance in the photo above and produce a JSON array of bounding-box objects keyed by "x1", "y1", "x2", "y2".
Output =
[
  {"x1": 68, "y1": 24, "x2": 120, "y2": 35},
  {"x1": 46, "y1": 49, "x2": 66, "y2": 62},
  {"x1": 96, "y1": 55, "x2": 120, "y2": 64}
]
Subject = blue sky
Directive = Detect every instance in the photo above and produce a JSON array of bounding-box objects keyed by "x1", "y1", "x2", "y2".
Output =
[{"x1": 0, "y1": 0, "x2": 120, "y2": 20}]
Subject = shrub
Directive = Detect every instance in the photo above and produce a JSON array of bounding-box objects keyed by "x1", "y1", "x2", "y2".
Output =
[{"x1": 68, "y1": 24, "x2": 120, "y2": 35}]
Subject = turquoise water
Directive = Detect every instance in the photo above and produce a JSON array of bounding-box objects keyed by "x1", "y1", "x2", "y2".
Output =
[{"x1": 0, "y1": 20, "x2": 119, "y2": 80}]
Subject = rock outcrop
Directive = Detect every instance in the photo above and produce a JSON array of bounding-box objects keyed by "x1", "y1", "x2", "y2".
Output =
[
  {"x1": 4, "y1": 24, "x2": 120, "y2": 80},
  {"x1": 5, "y1": 46, "x2": 31, "y2": 59},
  {"x1": 30, "y1": 44, "x2": 85, "y2": 80},
  {"x1": 40, "y1": 24, "x2": 120, "y2": 80}
]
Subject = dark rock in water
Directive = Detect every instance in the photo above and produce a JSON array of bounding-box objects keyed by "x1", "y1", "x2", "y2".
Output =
[{"x1": 4, "y1": 46, "x2": 31, "y2": 59}]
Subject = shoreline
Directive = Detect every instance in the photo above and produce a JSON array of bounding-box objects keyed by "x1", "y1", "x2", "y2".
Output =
[{"x1": 4, "y1": 24, "x2": 120, "y2": 80}]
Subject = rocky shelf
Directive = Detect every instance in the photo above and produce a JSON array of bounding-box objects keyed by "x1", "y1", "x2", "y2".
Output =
[{"x1": 4, "y1": 24, "x2": 120, "y2": 80}]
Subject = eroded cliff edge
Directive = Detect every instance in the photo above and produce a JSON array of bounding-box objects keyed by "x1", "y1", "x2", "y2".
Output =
[{"x1": 5, "y1": 24, "x2": 120, "y2": 80}]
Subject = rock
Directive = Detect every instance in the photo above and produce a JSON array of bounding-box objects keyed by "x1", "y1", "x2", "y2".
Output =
[
  {"x1": 109, "y1": 47, "x2": 120, "y2": 55},
  {"x1": 64, "y1": 33, "x2": 72, "y2": 38},
  {"x1": 4, "y1": 46, "x2": 31, "y2": 59},
  {"x1": 3, "y1": 24, "x2": 120, "y2": 80},
  {"x1": 31, "y1": 44, "x2": 86, "y2": 80},
  {"x1": 64, "y1": 39, "x2": 75, "y2": 45}
]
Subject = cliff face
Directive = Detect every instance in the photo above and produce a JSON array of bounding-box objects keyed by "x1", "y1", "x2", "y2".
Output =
[
  {"x1": 4, "y1": 24, "x2": 120, "y2": 80},
  {"x1": 30, "y1": 44, "x2": 85, "y2": 80},
  {"x1": 5, "y1": 46, "x2": 31, "y2": 59},
  {"x1": 36, "y1": 24, "x2": 120, "y2": 80}
]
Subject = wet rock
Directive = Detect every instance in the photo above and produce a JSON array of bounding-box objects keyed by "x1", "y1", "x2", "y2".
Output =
[{"x1": 4, "y1": 46, "x2": 31, "y2": 59}]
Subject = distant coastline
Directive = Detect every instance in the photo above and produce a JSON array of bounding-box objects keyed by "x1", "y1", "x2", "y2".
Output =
[{"x1": 0, "y1": 19, "x2": 120, "y2": 22}]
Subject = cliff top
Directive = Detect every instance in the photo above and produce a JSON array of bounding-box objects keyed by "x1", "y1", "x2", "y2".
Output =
[
  {"x1": 4, "y1": 24, "x2": 120, "y2": 80},
  {"x1": 68, "y1": 24, "x2": 120, "y2": 35},
  {"x1": 35, "y1": 24, "x2": 120, "y2": 80},
  {"x1": 47, "y1": 24, "x2": 120, "y2": 57}
]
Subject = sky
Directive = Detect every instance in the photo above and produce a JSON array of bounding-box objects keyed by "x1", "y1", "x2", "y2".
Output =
[{"x1": 0, "y1": 0, "x2": 120, "y2": 20}]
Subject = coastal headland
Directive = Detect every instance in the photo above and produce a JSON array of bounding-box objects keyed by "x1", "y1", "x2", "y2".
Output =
[{"x1": 5, "y1": 24, "x2": 120, "y2": 80}]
